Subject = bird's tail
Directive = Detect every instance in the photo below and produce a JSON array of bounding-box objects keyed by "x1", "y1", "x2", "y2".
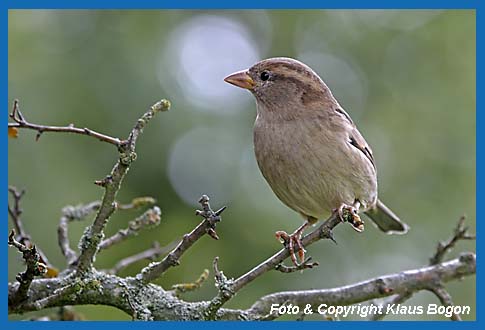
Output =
[{"x1": 364, "y1": 199, "x2": 409, "y2": 234}]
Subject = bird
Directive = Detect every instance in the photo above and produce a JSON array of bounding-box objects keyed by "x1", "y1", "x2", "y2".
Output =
[{"x1": 224, "y1": 57, "x2": 409, "y2": 266}]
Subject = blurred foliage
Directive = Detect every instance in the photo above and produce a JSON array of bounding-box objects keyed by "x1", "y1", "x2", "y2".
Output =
[{"x1": 8, "y1": 10, "x2": 475, "y2": 320}]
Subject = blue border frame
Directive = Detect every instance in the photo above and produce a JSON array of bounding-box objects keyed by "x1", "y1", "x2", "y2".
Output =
[
  {"x1": 2, "y1": 0, "x2": 481, "y2": 9},
  {"x1": 4, "y1": 0, "x2": 480, "y2": 328}
]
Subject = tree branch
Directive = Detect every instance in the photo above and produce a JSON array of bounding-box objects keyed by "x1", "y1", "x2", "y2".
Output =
[
  {"x1": 370, "y1": 216, "x2": 475, "y2": 321},
  {"x1": 57, "y1": 201, "x2": 101, "y2": 266},
  {"x1": 428, "y1": 285, "x2": 461, "y2": 321},
  {"x1": 8, "y1": 253, "x2": 475, "y2": 320},
  {"x1": 8, "y1": 99, "x2": 122, "y2": 145},
  {"x1": 8, "y1": 98, "x2": 475, "y2": 321},
  {"x1": 8, "y1": 186, "x2": 27, "y2": 239},
  {"x1": 8, "y1": 186, "x2": 56, "y2": 276},
  {"x1": 429, "y1": 215, "x2": 475, "y2": 265},
  {"x1": 137, "y1": 195, "x2": 226, "y2": 282},
  {"x1": 205, "y1": 212, "x2": 341, "y2": 318},
  {"x1": 76, "y1": 99, "x2": 171, "y2": 274},
  {"x1": 172, "y1": 269, "x2": 210, "y2": 296},
  {"x1": 8, "y1": 230, "x2": 47, "y2": 306},
  {"x1": 246, "y1": 253, "x2": 475, "y2": 319},
  {"x1": 98, "y1": 206, "x2": 161, "y2": 251},
  {"x1": 105, "y1": 241, "x2": 177, "y2": 275}
]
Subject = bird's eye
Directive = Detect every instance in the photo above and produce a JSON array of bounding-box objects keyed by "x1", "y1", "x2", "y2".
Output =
[{"x1": 260, "y1": 71, "x2": 270, "y2": 81}]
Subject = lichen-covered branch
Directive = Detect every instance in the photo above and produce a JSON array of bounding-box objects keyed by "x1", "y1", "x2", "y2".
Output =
[
  {"x1": 370, "y1": 216, "x2": 475, "y2": 321},
  {"x1": 8, "y1": 230, "x2": 47, "y2": 306},
  {"x1": 246, "y1": 253, "x2": 475, "y2": 319},
  {"x1": 137, "y1": 195, "x2": 225, "y2": 282},
  {"x1": 76, "y1": 100, "x2": 171, "y2": 274},
  {"x1": 8, "y1": 253, "x2": 475, "y2": 320}
]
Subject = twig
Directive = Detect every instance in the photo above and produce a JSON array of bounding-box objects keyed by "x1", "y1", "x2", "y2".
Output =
[
  {"x1": 8, "y1": 186, "x2": 27, "y2": 239},
  {"x1": 8, "y1": 186, "x2": 56, "y2": 276},
  {"x1": 428, "y1": 285, "x2": 462, "y2": 321},
  {"x1": 233, "y1": 213, "x2": 340, "y2": 292},
  {"x1": 429, "y1": 215, "x2": 475, "y2": 265},
  {"x1": 172, "y1": 269, "x2": 210, "y2": 296},
  {"x1": 8, "y1": 230, "x2": 47, "y2": 305},
  {"x1": 29, "y1": 282, "x2": 81, "y2": 311},
  {"x1": 205, "y1": 212, "x2": 342, "y2": 318},
  {"x1": 57, "y1": 201, "x2": 101, "y2": 266},
  {"x1": 117, "y1": 197, "x2": 157, "y2": 210},
  {"x1": 137, "y1": 195, "x2": 226, "y2": 282},
  {"x1": 368, "y1": 291, "x2": 412, "y2": 321},
  {"x1": 76, "y1": 99, "x2": 170, "y2": 274},
  {"x1": 370, "y1": 216, "x2": 475, "y2": 321},
  {"x1": 98, "y1": 207, "x2": 161, "y2": 251},
  {"x1": 107, "y1": 241, "x2": 177, "y2": 275},
  {"x1": 9, "y1": 99, "x2": 122, "y2": 146},
  {"x1": 204, "y1": 257, "x2": 239, "y2": 319},
  {"x1": 275, "y1": 257, "x2": 319, "y2": 273}
]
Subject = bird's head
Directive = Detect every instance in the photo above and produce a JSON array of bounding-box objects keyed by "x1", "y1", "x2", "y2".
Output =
[{"x1": 224, "y1": 57, "x2": 336, "y2": 117}]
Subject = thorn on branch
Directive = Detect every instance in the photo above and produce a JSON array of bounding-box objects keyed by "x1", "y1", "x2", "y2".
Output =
[
  {"x1": 319, "y1": 224, "x2": 338, "y2": 245},
  {"x1": 94, "y1": 175, "x2": 113, "y2": 187},
  {"x1": 9, "y1": 99, "x2": 24, "y2": 122},
  {"x1": 195, "y1": 195, "x2": 226, "y2": 241}
]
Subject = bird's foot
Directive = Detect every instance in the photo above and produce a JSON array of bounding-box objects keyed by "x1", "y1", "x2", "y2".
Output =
[
  {"x1": 275, "y1": 222, "x2": 309, "y2": 266},
  {"x1": 335, "y1": 203, "x2": 364, "y2": 232}
]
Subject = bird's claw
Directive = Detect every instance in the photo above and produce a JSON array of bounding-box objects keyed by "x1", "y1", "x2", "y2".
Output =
[
  {"x1": 335, "y1": 204, "x2": 364, "y2": 232},
  {"x1": 275, "y1": 229, "x2": 307, "y2": 266}
]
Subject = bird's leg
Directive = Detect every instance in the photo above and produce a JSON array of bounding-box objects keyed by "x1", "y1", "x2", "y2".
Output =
[
  {"x1": 275, "y1": 221, "x2": 309, "y2": 266},
  {"x1": 335, "y1": 201, "x2": 364, "y2": 232}
]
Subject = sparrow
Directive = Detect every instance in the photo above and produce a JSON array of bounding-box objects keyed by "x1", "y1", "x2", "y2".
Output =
[{"x1": 224, "y1": 57, "x2": 409, "y2": 266}]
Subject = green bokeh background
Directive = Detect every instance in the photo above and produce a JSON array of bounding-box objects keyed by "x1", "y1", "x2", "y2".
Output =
[{"x1": 8, "y1": 10, "x2": 475, "y2": 321}]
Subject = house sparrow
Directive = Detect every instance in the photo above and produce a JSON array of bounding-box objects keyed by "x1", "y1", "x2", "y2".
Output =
[{"x1": 224, "y1": 57, "x2": 409, "y2": 266}]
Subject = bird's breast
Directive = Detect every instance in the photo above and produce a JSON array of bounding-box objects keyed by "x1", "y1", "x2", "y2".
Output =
[{"x1": 253, "y1": 115, "x2": 377, "y2": 219}]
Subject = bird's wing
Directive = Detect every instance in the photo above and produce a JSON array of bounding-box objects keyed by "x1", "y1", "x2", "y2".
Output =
[
  {"x1": 333, "y1": 107, "x2": 376, "y2": 170},
  {"x1": 349, "y1": 128, "x2": 376, "y2": 170}
]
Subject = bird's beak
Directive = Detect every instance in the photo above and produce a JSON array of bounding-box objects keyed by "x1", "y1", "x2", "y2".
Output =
[{"x1": 224, "y1": 70, "x2": 255, "y2": 90}]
